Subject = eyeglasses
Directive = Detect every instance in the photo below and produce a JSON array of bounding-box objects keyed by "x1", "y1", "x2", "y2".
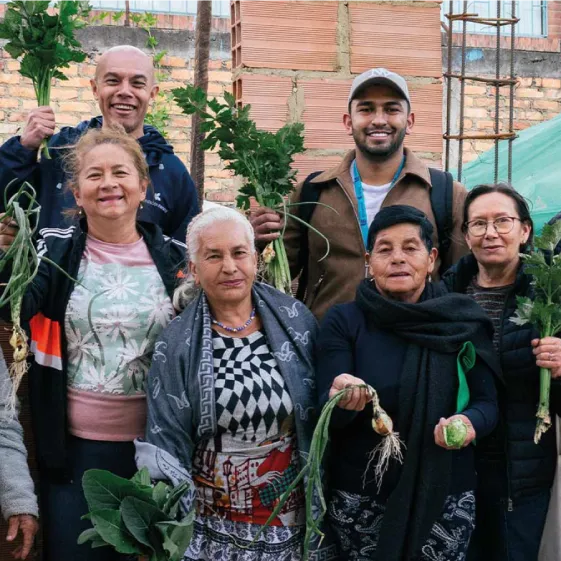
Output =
[{"x1": 466, "y1": 216, "x2": 521, "y2": 237}]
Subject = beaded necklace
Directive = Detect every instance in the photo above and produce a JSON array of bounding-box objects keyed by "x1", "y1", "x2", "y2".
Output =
[{"x1": 211, "y1": 308, "x2": 256, "y2": 333}]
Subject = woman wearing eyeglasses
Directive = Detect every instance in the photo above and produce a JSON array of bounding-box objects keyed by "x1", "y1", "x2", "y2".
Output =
[{"x1": 443, "y1": 183, "x2": 561, "y2": 561}]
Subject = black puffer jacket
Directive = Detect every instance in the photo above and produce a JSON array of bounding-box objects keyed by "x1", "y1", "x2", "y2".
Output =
[{"x1": 443, "y1": 254, "x2": 561, "y2": 503}]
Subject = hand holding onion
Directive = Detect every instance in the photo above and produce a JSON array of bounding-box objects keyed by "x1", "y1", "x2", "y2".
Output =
[
  {"x1": 434, "y1": 414, "x2": 475, "y2": 450},
  {"x1": 330, "y1": 373, "x2": 372, "y2": 411}
]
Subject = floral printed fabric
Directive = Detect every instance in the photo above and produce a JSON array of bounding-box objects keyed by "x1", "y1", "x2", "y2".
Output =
[
  {"x1": 328, "y1": 489, "x2": 476, "y2": 561},
  {"x1": 65, "y1": 246, "x2": 174, "y2": 396}
]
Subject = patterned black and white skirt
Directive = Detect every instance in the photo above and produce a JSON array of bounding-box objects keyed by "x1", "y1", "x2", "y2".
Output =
[{"x1": 328, "y1": 489, "x2": 476, "y2": 561}]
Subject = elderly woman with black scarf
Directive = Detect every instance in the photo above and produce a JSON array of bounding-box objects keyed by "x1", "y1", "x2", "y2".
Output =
[{"x1": 316, "y1": 205, "x2": 501, "y2": 561}]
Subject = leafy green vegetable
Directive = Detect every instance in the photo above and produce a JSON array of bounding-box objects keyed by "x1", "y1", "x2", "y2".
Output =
[
  {"x1": 121, "y1": 496, "x2": 168, "y2": 555},
  {"x1": 80, "y1": 467, "x2": 195, "y2": 561},
  {"x1": 89, "y1": 509, "x2": 141, "y2": 555},
  {"x1": 173, "y1": 85, "x2": 332, "y2": 294},
  {"x1": 156, "y1": 517, "x2": 195, "y2": 561},
  {"x1": 82, "y1": 469, "x2": 154, "y2": 511},
  {"x1": 511, "y1": 220, "x2": 561, "y2": 443},
  {"x1": 0, "y1": 1, "x2": 91, "y2": 156}
]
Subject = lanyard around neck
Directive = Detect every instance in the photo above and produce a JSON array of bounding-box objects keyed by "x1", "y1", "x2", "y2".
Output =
[{"x1": 351, "y1": 155, "x2": 406, "y2": 246}]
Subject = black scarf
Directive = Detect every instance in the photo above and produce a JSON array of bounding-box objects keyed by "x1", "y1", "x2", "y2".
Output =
[{"x1": 355, "y1": 279, "x2": 500, "y2": 561}]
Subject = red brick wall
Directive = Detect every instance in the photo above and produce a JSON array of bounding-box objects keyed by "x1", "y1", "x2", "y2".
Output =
[
  {"x1": 232, "y1": 0, "x2": 444, "y2": 184},
  {"x1": 0, "y1": 47, "x2": 234, "y2": 200},
  {"x1": 548, "y1": 0, "x2": 561, "y2": 41},
  {"x1": 460, "y1": 77, "x2": 561, "y2": 162}
]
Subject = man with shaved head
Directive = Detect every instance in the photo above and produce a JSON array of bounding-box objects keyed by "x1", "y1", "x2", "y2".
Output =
[{"x1": 0, "y1": 45, "x2": 198, "y2": 240}]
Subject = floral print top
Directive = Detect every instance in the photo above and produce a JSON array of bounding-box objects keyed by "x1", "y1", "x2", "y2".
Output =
[{"x1": 65, "y1": 235, "x2": 175, "y2": 396}]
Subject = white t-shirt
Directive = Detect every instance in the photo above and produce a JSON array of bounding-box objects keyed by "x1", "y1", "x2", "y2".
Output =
[{"x1": 362, "y1": 181, "x2": 393, "y2": 227}]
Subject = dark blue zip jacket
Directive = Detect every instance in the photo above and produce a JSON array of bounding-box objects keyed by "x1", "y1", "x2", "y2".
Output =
[
  {"x1": 0, "y1": 117, "x2": 198, "y2": 241},
  {"x1": 443, "y1": 254, "x2": 561, "y2": 502}
]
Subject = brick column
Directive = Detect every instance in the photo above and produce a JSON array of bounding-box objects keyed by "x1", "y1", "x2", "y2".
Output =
[{"x1": 231, "y1": 0, "x2": 443, "y2": 179}]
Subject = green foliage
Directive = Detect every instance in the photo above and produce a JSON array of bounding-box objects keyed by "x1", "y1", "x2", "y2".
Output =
[
  {"x1": 511, "y1": 221, "x2": 561, "y2": 337},
  {"x1": 0, "y1": 1, "x2": 90, "y2": 156},
  {"x1": 511, "y1": 220, "x2": 561, "y2": 442},
  {"x1": 0, "y1": 1, "x2": 90, "y2": 103},
  {"x1": 145, "y1": 90, "x2": 173, "y2": 139},
  {"x1": 172, "y1": 84, "x2": 305, "y2": 211},
  {"x1": 88, "y1": 10, "x2": 109, "y2": 23},
  {"x1": 79, "y1": 467, "x2": 195, "y2": 561},
  {"x1": 172, "y1": 84, "x2": 327, "y2": 294}
]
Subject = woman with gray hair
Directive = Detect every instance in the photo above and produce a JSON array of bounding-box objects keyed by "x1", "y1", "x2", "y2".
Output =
[{"x1": 136, "y1": 206, "x2": 337, "y2": 561}]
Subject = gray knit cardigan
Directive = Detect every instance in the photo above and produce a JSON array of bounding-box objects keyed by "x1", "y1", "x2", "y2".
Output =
[{"x1": 0, "y1": 348, "x2": 38, "y2": 520}]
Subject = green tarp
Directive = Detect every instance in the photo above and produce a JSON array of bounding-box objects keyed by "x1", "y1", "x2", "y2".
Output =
[{"x1": 458, "y1": 112, "x2": 561, "y2": 232}]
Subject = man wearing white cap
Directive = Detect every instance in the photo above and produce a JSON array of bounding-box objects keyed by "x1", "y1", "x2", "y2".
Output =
[{"x1": 251, "y1": 68, "x2": 468, "y2": 319}]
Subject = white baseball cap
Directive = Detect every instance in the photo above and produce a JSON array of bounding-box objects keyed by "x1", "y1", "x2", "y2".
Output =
[{"x1": 348, "y1": 68, "x2": 411, "y2": 106}]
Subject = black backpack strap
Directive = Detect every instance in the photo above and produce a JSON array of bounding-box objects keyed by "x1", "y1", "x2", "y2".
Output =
[
  {"x1": 428, "y1": 168, "x2": 454, "y2": 274},
  {"x1": 295, "y1": 171, "x2": 323, "y2": 302}
]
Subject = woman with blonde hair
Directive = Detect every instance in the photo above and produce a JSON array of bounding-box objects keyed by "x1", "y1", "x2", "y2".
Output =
[
  {"x1": 136, "y1": 206, "x2": 337, "y2": 561},
  {"x1": 0, "y1": 126, "x2": 185, "y2": 561}
]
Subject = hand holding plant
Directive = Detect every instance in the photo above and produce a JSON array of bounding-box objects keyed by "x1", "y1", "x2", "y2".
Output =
[
  {"x1": 532, "y1": 336, "x2": 561, "y2": 379},
  {"x1": 172, "y1": 85, "x2": 332, "y2": 293},
  {"x1": 243, "y1": 384, "x2": 402, "y2": 559},
  {"x1": 0, "y1": 1, "x2": 91, "y2": 157},
  {"x1": 511, "y1": 220, "x2": 561, "y2": 443}
]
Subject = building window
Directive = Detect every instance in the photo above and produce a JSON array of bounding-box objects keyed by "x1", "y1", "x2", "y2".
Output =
[
  {"x1": 89, "y1": 0, "x2": 230, "y2": 18},
  {"x1": 442, "y1": 1, "x2": 547, "y2": 38}
]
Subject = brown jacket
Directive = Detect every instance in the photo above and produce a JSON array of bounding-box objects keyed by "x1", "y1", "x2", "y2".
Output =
[{"x1": 283, "y1": 148, "x2": 469, "y2": 319}]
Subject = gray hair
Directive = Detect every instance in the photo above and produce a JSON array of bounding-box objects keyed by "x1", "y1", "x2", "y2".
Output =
[{"x1": 173, "y1": 206, "x2": 256, "y2": 310}]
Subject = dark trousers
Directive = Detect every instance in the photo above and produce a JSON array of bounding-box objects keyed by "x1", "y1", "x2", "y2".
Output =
[
  {"x1": 467, "y1": 489, "x2": 551, "y2": 561},
  {"x1": 40, "y1": 435, "x2": 137, "y2": 561}
]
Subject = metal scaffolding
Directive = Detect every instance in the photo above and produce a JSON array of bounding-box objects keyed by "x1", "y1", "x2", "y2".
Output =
[{"x1": 443, "y1": 1, "x2": 519, "y2": 184}]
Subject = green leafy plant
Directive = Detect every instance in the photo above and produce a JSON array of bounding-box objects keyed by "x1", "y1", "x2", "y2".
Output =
[
  {"x1": 511, "y1": 220, "x2": 561, "y2": 443},
  {"x1": 173, "y1": 85, "x2": 332, "y2": 293},
  {"x1": 0, "y1": 1, "x2": 91, "y2": 157},
  {"x1": 79, "y1": 467, "x2": 195, "y2": 561},
  {"x1": 126, "y1": 11, "x2": 172, "y2": 137}
]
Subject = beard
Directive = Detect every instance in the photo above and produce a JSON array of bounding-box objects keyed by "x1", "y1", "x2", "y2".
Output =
[{"x1": 353, "y1": 126, "x2": 407, "y2": 162}]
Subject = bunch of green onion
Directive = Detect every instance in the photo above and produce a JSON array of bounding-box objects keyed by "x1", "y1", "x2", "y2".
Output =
[
  {"x1": 244, "y1": 384, "x2": 402, "y2": 559},
  {"x1": 0, "y1": 181, "x2": 41, "y2": 413}
]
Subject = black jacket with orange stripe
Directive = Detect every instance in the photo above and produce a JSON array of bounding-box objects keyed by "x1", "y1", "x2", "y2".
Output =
[{"x1": 2, "y1": 219, "x2": 186, "y2": 482}]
